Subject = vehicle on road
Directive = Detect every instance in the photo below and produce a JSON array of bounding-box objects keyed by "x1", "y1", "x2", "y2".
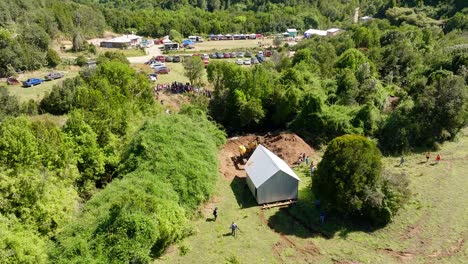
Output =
[
  {"x1": 23, "y1": 78, "x2": 44, "y2": 87},
  {"x1": 235, "y1": 59, "x2": 243, "y2": 65},
  {"x1": 155, "y1": 66, "x2": 170, "y2": 74},
  {"x1": 244, "y1": 59, "x2": 251, "y2": 65},
  {"x1": 45, "y1": 72, "x2": 64, "y2": 81}
]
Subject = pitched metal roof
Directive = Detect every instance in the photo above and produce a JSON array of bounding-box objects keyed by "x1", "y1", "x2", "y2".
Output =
[{"x1": 245, "y1": 145, "x2": 301, "y2": 188}]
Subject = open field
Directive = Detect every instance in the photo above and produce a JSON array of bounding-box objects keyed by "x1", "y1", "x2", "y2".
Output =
[
  {"x1": 155, "y1": 129, "x2": 468, "y2": 263},
  {"x1": 4, "y1": 67, "x2": 80, "y2": 102}
]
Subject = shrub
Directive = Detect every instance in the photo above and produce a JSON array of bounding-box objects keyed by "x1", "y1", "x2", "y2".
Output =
[
  {"x1": 314, "y1": 134, "x2": 408, "y2": 225},
  {"x1": 46, "y1": 48, "x2": 61, "y2": 68}
]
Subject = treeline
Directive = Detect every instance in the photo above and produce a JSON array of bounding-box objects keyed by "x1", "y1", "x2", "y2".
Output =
[
  {"x1": 0, "y1": 54, "x2": 226, "y2": 262},
  {"x1": 207, "y1": 19, "x2": 468, "y2": 153},
  {"x1": 0, "y1": 0, "x2": 105, "y2": 76}
]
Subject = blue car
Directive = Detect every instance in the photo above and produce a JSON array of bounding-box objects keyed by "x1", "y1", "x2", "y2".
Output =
[{"x1": 23, "y1": 78, "x2": 44, "y2": 87}]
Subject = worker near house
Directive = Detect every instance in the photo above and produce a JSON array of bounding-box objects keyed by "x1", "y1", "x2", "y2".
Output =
[
  {"x1": 230, "y1": 222, "x2": 239, "y2": 237},
  {"x1": 213, "y1": 207, "x2": 218, "y2": 221}
]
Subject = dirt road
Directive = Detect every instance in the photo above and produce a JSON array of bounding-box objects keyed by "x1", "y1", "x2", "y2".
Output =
[{"x1": 127, "y1": 45, "x2": 163, "y2": 64}]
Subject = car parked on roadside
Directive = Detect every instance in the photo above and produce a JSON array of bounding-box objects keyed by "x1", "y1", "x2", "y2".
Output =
[
  {"x1": 256, "y1": 55, "x2": 266, "y2": 63},
  {"x1": 251, "y1": 57, "x2": 259, "y2": 64},
  {"x1": 210, "y1": 53, "x2": 217, "y2": 59},
  {"x1": 165, "y1": 56, "x2": 173, "y2": 62},
  {"x1": 244, "y1": 59, "x2": 251, "y2": 65},
  {"x1": 173, "y1": 55, "x2": 181, "y2": 62},
  {"x1": 156, "y1": 55, "x2": 165, "y2": 62},
  {"x1": 155, "y1": 66, "x2": 170, "y2": 74},
  {"x1": 216, "y1": 52, "x2": 224, "y2": 58},
  {"x1": 264, "y1": 50, "x2": 272, "y2": 57},
  {"x1": 150, "y1": 62, "x2": 165, "y2": 68},
  {"x1": 202, "y1": 54, "x2": 209, "y2": 60},
  {"x1": 23, "y1": 78, "x2": 44, "y2": 87},
  {"x1": 230, "y1": 52, "x2": 236, "y2": 58},
  {"x1": 237, "y1": 52, "x2": 244, "y2": 58},
  {"x1": 6, "y1": 77, "x2": 20, "y2": 85},
  {"x1": 45, "y1": 72, "x2": 64, "y2": 81},
  {"x1": 235, "y1": 59, "x2": 243, "y2": 65},
  {"x1": 223, "y1": 53, "x2": 231, "y2": 58}
]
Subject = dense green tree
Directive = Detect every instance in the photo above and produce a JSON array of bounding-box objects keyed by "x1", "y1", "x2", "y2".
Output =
[
  {"x1": 183, "y1": 56, "x2": 205, "y2": 86},
  {"x1": 46, "y1": 48, "x2": 61, "y2": 67}
]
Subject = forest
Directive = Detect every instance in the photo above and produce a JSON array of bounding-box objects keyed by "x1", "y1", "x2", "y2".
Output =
[{"x1": 0, "y1": 0, "x2": 467, "y2": 263}]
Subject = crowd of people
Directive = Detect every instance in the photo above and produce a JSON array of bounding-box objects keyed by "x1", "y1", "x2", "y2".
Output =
[{"x1": 154, "y1": 82, "x2": 212, "y2": 97}]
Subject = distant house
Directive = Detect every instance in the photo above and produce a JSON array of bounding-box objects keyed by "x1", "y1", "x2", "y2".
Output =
[
  {"x1": 100, "y1": 34, "x2": 143, "y2": 49},
  {"x1": 286, "y1": 29, "x2": 298, "y2": 37},
  {"x1": 245, "y1": 145, "x2": 301, "y2": 204},
  {"x1": 303, "y1": 28, "x2": 343, "y2": 38}
]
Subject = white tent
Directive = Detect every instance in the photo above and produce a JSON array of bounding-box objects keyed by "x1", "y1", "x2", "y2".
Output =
[{"x1": 245, "y1": 145, "x2": 300, "y2": 204}]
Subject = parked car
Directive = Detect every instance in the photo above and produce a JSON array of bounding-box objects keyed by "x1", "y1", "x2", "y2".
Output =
[
  {"x1": 223, "y1": 53, "x2": 231, "y2": 58},
  {"x1": 6, "y1": 77, "x2": 20, "y2": 85},
  {"x1": 237, "y1": 52, "x2": 244, "y2": 58},
  {"x1": 202, "y1": 54, "x2": 209, "y2": 60},
  {"x1": 235, "y1": 59, "x2": 243, "y2": 65},
  {"x1": 23, "y1": 78, "x2": 44, "y2": 87},
  {"x1": 244, "y1": 59, "x2": 251, "y2": 65},
  {"x1": 256, "y1": 55, "x2": 266, "y2": 63},
  {"x1": 156, "y1": 55, "x2": 165, "y2": 62},
  {"x1": 150, "y1": 62, "x2": 165, "y2": 68},
  {"x1": 245, "y1": 51, "x2": 252, "y2": 57},
  {"x1": 230, "y1": 52, "x2": 237, "y2": 58},
  {"x1": 173, "y1": 55, "x2": 181, "y2": 62},
  {"x1": 216, "y1": 52, "x2": 224, "y2": 59},
  {"x1": 264, "y1": 50, "x2": 272, "y2": 57},
  {"x1": 155, "y1": 66, "x2": 170, "y2": 74},
  {"x1": 148, "y1": 73, "x2": 157, "y2": 82},
  {"x1": 257, "y1": 51, "x2": 264, "y2": 56},
  {"x1": 45, "y1": 72, "x2": 64, "y2": 81},
  {"x1": 210, "y1": 53, "x2": 217, "y2": 59},
  {"x1": 251, "y1": 57, "x2": 259, "y2": 64},
  {"x1": 165, "y1": 56, "x2": 173, "y2": 62}
]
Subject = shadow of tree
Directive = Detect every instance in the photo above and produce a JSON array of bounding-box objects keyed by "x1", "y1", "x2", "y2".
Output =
[
  {"x1": 230, "y1": 176, "x2": 257, "y2": 209},
  {"x1": 267, "y1": 181, "x2": 385, "y2": 239}
]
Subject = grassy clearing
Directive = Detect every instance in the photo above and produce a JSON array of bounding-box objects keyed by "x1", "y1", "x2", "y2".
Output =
[
  {"x1": 6, "y1": 67, "x2": 80, "y2": 102},
  {"x1": 133, "y1": 62, "x2": 208, "y2": 85},
  {"x1": 155, "y1": 129, "x2": 468, "y2": 263}
]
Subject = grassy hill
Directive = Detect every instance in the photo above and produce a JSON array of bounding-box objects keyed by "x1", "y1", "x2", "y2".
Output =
[{"x1": 155, "y1": 128, "x2": 468, "y2": 263}]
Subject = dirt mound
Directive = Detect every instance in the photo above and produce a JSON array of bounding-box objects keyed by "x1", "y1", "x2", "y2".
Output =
[{"x1": 219, "y1": 132, "x2": 317, "y2": 179}]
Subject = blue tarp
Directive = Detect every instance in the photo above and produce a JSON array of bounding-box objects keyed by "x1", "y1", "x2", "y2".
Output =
[{"x1": 182, "y1": 39, "x2": 194, "y2": 45}]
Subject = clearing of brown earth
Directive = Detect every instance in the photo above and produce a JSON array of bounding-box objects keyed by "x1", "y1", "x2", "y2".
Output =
[{"x1": 219, "y1": 132, "x2": 317, "y2": 180}]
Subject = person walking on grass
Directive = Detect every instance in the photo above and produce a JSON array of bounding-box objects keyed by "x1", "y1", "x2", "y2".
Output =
[
  {"x1": 436, "y1": 154, "x2": 441, "y2": 164},
  {"x1": 399, "y1": 156, "x2": 405, "y2": 167},
  {"x1": 230, "y1": 222, "x2": 239, "y2": 237},
  {"x1": 213, "y1": 207, "x2": 218, "y2": 221}
]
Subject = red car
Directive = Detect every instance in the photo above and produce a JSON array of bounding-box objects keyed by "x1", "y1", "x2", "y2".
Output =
[
  {"x1": 6, "y1": 77, "x2": 20, "y2": 85},
  {"x1": 223, "y1": 53, "x2": 231, "y2": 58},
  {"x1": 156, "y1": 55, "x2": 165, "y2": 62},
  {"x1": 264, "y1": 50, "x2": 272, "y2": 57}
]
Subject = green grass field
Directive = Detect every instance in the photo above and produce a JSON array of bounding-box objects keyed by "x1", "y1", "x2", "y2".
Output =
[{"x1": 155, "y1": 129, "x2": 468, "y2": 263}]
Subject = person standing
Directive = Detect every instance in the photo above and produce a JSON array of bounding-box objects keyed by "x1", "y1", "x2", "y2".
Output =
[
  {"x1": 436, "y1": 154, "x2": 441, "y2": 164},
  {"x1": 310, "y1": 161, "x2": 315, "y2": 177},
  {"x1": 213, "y1": 207, "x2": 218, "y2": 221},
  {"x1": 399, "y1": 156, "x2": 405, "y2": 167},
  {"x1": 230, "y1": 222, "x2": 238, "y2": 237},
  {"x1": 305, "y1": 156, "x2": 310, "y2": 166},
  {"x1": 426, "y1": 152, "x2": 430, "y2": 163}
]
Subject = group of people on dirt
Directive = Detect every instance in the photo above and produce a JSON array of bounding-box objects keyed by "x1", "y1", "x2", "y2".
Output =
[
  {"x1": 153, "y1": 82, "x2": 212, "y2": 97},
  {"x1": 399, "y1": 152, "x2": 442, "y2": 167},
  {"x1": 211, "y1": 207, "x2": 241, "y2": 237}
]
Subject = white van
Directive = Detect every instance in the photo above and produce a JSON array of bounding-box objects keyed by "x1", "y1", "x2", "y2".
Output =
[{"x1": 188, "y1": 36, "x2": 204, "y2": 42}]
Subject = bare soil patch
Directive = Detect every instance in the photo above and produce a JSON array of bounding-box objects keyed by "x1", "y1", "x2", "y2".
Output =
[{"x1": 220, "y1": 132, "x2": 317, "y2": 179}]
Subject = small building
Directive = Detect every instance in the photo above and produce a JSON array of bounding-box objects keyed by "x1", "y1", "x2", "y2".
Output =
[
  {"x1": 100, "y1": 34, "x2": 143, "y2": 49},
  {"x1": 360, "y1": 16, "x2": 373, "y2": 23},
  {"x1": 245, "y1": 145, "x2": 301, "y2": 204},
  {"x1": 163, "y1": 42, "x2": 179, "y2": 51},
  {"x1": 286, "y1": 29, "x2": 298, "y2": 38},
  {"x1": 326, "y1": 28, "x2": 342, "y2": 36},
  {"x1": 304, "y1": 29, "x2": 327, "y2": 38}
]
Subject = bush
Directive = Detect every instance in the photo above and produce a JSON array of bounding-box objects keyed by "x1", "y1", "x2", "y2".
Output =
[
  {"x1": 314, "y1": 134, "x2": 407, "y2": 225},
  {"x1": 46, "y1": 48, "x2": 61, "y2": 68},
  {"x1": 75, "y1": 55, "x2": 87, "y2": 67}
]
